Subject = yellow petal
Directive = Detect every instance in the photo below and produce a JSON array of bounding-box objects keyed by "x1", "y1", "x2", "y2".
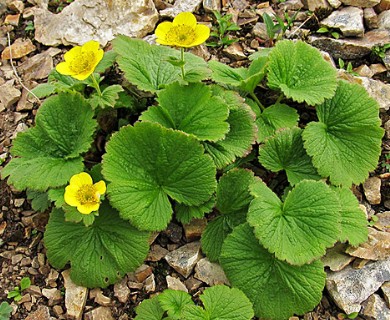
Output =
[
  {"x1": 191, "y1": 24, "x2": 211, "y2": 46},
  {"x1": 77, "y1": 202, "x2": 100, "y2": 214},
  {"x1": 72, "y1": 71, "x2": 92, "y2": 81},
  {"x1": 69, "y1": 172, "x2": 93, "y2": 188},
  {"x1": 64, "y1": 46, "x2": 82, "y2": 62},
  {"x1": 93, "y1": 48, "x2": 104, "y2": 67},
  {"x1": 64, "y1": 185, "x2": 80, "y2": 207},
  {"x1": 81, "y1": 40, "x2": 100, "y2": 53},
  {"x1": 155, "y1": 21, "x2": 173, "y2": 42},
  {"x1": 94, "y1": 180, "x2": 106, "y2": 196},
  {"x1": 55, "y1": 61, "x2": 74, "y2": 76},
  {"x1": 173, "y1": 12, "x2": 197, "y2": 28}
]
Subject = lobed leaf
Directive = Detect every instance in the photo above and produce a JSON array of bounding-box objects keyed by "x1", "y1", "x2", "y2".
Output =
[
  {"x1": 175, "y1": 196, "x2": 215, "y2": 224},
  {"x1": 158, "y1": 290, "x2": 194, "y2": 319},
  {"x1": 135, "y1": 296, "x2": 164, "y2": 320}
]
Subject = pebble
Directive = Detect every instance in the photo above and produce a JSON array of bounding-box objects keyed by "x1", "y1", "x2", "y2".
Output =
[
  {"x1": 369, "y1": 63, "x2": 387, "y2": 75},
  {"x1": 11, "y1": 254, "x2": 23, "y2": 265},
  {"x1": 63, "y1": 269, "x2": 88, "y2": 320},
  {"x1": 320, "y1": 7, "x2": 364, "y2": 38},
  {"x1": 46, "y1": 269, "x2": 59, "y2": 287},
  {"x1": 113, "y1": 277, "x2": 130, "y2": 304},
  {"x1": 166, "y1": 275, "x2": 188, "y2": 292},
  {"x1": 1, "y1": 38, "x2": 36, "y2": 60},
  {"x1": 356, "y1": 76, "x2": 390, "y2": 111},
  {"x1": 184, "y1": 276, "x2": 203, "y2": 291},
  {"x1": 194, "y1": 258, "x2": 230, "y2": 286},
  {"x1": 340, "y1": 0, "x2": 380, "y2": 7},
  {"x1": 165, "y1": 242, "x2": 202, "y2": 278},
  {"x1": 0, "y1": 81, "x2": 21, "y2": 109},
  {"x1": 363, "y1": 177, "x2": 382, "y2": 205},
  {"x1": 362, "y1": 294, "x2": 390, "y2": 319},
  {"x1": 364, "y1": 8, "x2": 378, "y2": 30},
  {"x1": 278, "y1": 0, "x2": 304, "y2": 11},
  {"x1": 25, "y1": 305, "x2": 50, "y2": 320},
  {"x1": 327, "y1": 0, "x2": 342, "y2": 8},
  {"x1": 163, "y1": 222, "x2": 183, "y2": 244},
  {"x1": 160, "y1": 0, "x2": 203, "y2": 17},
  {"x1": 354, "y1": 64, "x2": 374, "y2": 77},
  {"x1": 183, "y1": 218, "x2": 207, "y2": 241},
  {"x1": 84, "y1": 307, "x2": 115, "y2": 320},
  {"x1": 203, "y1": 0, "x2": 221, "y2": 12},
  {"x1": 53, "y1": 305, "x2": 64, "y2": 317},
  {"x1": 4, "y1": 13, "x2": 20, "y2": 26},
  {"x1": 14, "y1": 198, "x2": 25, "y2": 208},
  {"x1": 223, "y1": 42, "x2": 247, "y2": 60},
  {"x1": 146, "y1": 244, "x2": 168, "y2": 262},
  {"x1": 144, "y1": 273, "x2": 156, "y2": 293},
  {"x1": 374, "y1": 211, "x2": 390, "y2": 232},
  {"x1": 321, "y1": 243, "x2": 355, "y2": 272},
  {"x1": 90, "y1": 288, "x2": 112, "y2": 307},
  {"x1": 8, "y1": 1, "x2": 24, "y2": 13},
  {"x1": 301, "y1": 0, "x2": 330, "y2": 11},
  {"x1": 26, "y1": 285, "x2": 42, "y2": 296},
  {"x1": 42, "y1": 288, "x2": 62, "y2": 306},
  {"x1": 134, "y1": 264, "x2": 153, "y2": 283},
  {"x1": 385, "y1": 121, "x2": 390, "y2": 139},
  {"x1": 378, "y1": 10, "x2": 390, "y2": 30},
  {"x1": 377, "y1": 0, "x2": 390, "y2": 12},
  {"x1": 17, "y1": 51, "x2": 54, "y2": 81}
]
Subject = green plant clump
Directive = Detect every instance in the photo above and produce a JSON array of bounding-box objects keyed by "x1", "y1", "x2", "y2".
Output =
[
  {"x1": 0, "y1": 302, "x2": 12, "y2": 320},
  {"x1": 0, "y1": 32, "x2": 384, "y2": 319},
  {"x1": 7, "y1": 277, "x2": 31, "y2": 302}
]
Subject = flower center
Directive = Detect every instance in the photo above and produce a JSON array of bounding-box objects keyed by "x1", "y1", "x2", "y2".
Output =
[
  {"x1": 76, "y1": 184, "x2": 99, "y2": 205},
  {"x1": 166, "y1": 25, "x2": 196, "y2": 46},
  {"x1": 69, "y1": 51, "x2": 94, "y2": 73}
]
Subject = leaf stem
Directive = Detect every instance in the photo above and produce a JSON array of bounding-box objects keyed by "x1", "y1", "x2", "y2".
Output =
[
  {"x1": 180, "y1": 47, "x2": 185, "y2": 79},
  {"x1": 249, "y1": 92, "x2": 265, "y2": 111},
  {"x1": 90, "y1": 73, "x2": 102, "y2": 96},
  {"x1": 276, "y1": 93, "x2": 284, "y2": 105}
]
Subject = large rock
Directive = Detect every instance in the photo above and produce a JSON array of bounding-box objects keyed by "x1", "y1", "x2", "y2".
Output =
[
  {"x1": 62, "y1": 269, "x2": 88, "y2": 320},
  {"x1": 340, "y1": 0, "x2": 380, "y2": 7},
  {"x1": 320, "y1": 7, "x2": 364, "y2": 37},
  {"x1": 33, "y1": 0, "x2": 158, "y2": 46},
  {"x1": 165, "y1": 242, "x2": 201, "y2": 278},
  {"x1": 160, "y1": 0, "x2": 203, "y2": 18},
  {"x1": 326, "y1": 259, "x2": 390, "y2": 314}
]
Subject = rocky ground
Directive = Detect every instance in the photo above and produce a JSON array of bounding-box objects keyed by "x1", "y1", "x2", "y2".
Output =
[{"x1": 1, "y1": 0, "x2": 390, "y2": 319}]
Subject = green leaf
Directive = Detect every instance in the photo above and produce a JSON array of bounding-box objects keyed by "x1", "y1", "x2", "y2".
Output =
[
  {"x1": 203, "y1": 104, "x2": 257, "y2": 169},
  {"x1": 182, "y1": 305, "x2": 208, "y2": 319},
  {"x1": 20, "y1": 277, "x2": 31, "y2": 291},
  {"x1": 30, "y1": 83, "x2": 56, "y2": 98},
  {"x1": 140, "y1": 82, "x2": 229, "y2": 142},
  {"x1": 175, "y1": 196, "x2": 215, "y2": 224},
  {"x1": 1, "y1": 93, "x2": 97, "y2": 191},
  {"x1": 135, "y1": 296, "x2": 164, "y2": 320},
  {"x1": 333, "y1": 187, "x2": 368, "y2": 246},
  {"x1": 26, "y1": 190, "x2": 51, "y2": 212},
  {"x1": 158, "y1": 290, "x2": 194, "y2": 319},
  {"x1": 89, "y1": 85, "x2": 124, "y2": 109},
  {"x1": 256, "y1": 103, "x2": 299, "y2": 143},
  {"x1": 0, "y1": 301, "x2": 13, "y2": 320},
  {"x1": 94, "y1": 50, "x2": 118, "y2": 73},
  {"x1": 248, "y1": 179, "x2": 340, "y2": 265},
  {"x1": 259, "y1": 127, "x2": 321, "y2": 185},
  {"x1": 7, "y1": 291, "x2": 20, "y2": 299},
  {"x1": 302, "y1": 81, "x2": 384, "y2": 186},
  {"x1": 220, "y1": 223, "x2": 326, "y2": 320},
  {"x1": 63, "y1": 205, "x2": 96, "y2": 227},
  {"x1": 113, "y1": 36, "x2": 209, "y2": 92},
  {"x1": 102, "y1": 122, "x2": 217, "y2": 231},
  {"x1": 200, "y1": 285, "x2": 254, "y2": 320},
  {"x1": 48, "y1": 188, "x2": 65, "y2": 207},
  {"x1": 267, "y1": 40, "x2": 337, "y2": 105},
  {"x1": 44, "y1": 202, "x2": 150, "y2": 288}
]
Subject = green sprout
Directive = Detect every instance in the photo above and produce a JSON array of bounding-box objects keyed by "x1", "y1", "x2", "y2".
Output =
[
  {"x1": 317, "y1": 26, "x2": 341, "y2": 39},
  {"x1": 371, "y1": 43, "x2": 390, "y2": 59},
  {"x1": 7, "y1": 278, "x2": 31, "y2": 302},
  {"x1": 263, "y1": 11, "x2": 299, "y2": 46},
  {"x1": 338, "y1": 58, "x2": 358, "y2": 76},
  {"x1": 207, "y1": 11, "x2": 240, "y2": 48}
]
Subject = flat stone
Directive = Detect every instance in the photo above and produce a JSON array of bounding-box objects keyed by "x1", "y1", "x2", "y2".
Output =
[
  {"x1": 183, "y1": 218, "x2": 207, "y2": 241},
  {"x1": 301, "y1": 0, "x2": 330, "y2": 11},
  {"x1": 42, "y1": 288, "x2": 62, "y2": 306},
  {"x1": 369, "y1": 63, "x2": 387, "y2": 75},
  {"x1": 63, "y1": 269, "x2": 88, "y2": 320},
  {"x1": 33, "y1": 0, "x2": 158, "y2": 46},
  {"x1": 11, "y1": 254, "x2": 23, "y2": 264},
  {"x1": 203, "y1": 0, "x2": 221, "y2": 12},
  {"x1": 364, "y1": 8, "x2": 378, "y2": 29},
  {"x1": 184, "y1": 276, "x2": 203, "y2": 291},
  {"x1": 194, "y1": 258, "x2": 229, "y2": 286},
  {"x1": 53, "y1": 305, "x2": 64, "y2": 317},
  {"x1": 322, "y1": 243, "x2": 355, "y2": 272},
  {"x1": 1, "y1": 38, "x2": 36, "y2": 59},
  {"x1": 355, "y1": 76, "x2": 390, "y2": 111},
  {"x1": 340, "y1": 0, "x2": 380, "y2": 7},
  {"x1": 326, "y1": 259, "x2": 390, "y2": 314},
  {"x1": 354, "y1": 64, "x2": 374, "y2": 77},
  {"x1": 223, "y1": 42, "x2": 247, "y2": 60},
  {"x1": 346, "y1": 227, "x2": 390, "y2": 261},
  {"x1": 363, "y1": 177, "x2": 381, "y2": 205},
  {"x1": 278, "y1": 0, "x2": 304, "y2": 11},
  {"x1": 14, "y1": 198, "x2": 24, "y2": 207},
  {"x1": 382, "y1": 281, "x2": 390, "y2": 306},
  {"x1": 362, "y1": 294, "x2": 390, "y2": 320},
  {"x1": 26, "y1": 285, "x2": 41, "y2": 297},
  {"x1": 17, "y1": 51, "x2": 53, "y2": 81},
  {"x1": 90, "y1": 288, "x2": 112, "y2": 306},
  {"x1": 113, "y1": 277, "x2": 130, "y2": 304},
  {"x1": 4, "y1": 13, "x2": 20, "y2": 26},
  {"x1": 374, "y1": 211, "x2": 390, "y2": 231},
  {"x1": 159, "y1": 0, "x2": 203, "y2": 18},
  {"x1": 166, "y1": 275, "x2": 188, "y2": 292},
  {"x1": 321, "y1": 7, "x2": 364, "y2": 38},
  {"x1": 146, "y1": 244, "x2": 168, "y2": 262},
  {"x1": 84, "y1": 307, "x2": 114, "y2": 320},
  {"x1": 252, "y1": 22, "x2": 269, "y2": 40},
  {"x1": 134, "y1": 264, "x2": 153, "y2": 283},
  {"x1": 165, "y1": 242, "x2": 201, "y2": 278},
  {"x1": 327, "y1": 0, "x2": 342, "y2": 8},
  {"x1": 376, "y1": 0, "x2": 390, "y2": 12},
  {"x1": 25, "y1": 305, "x2": 50, "y2": 320},
  {"x1": 0, "y1": 81, "x2": 21, "y2": 109},
  {"x1": 144, "y1": 273, "x2": 155, "y2": 293}
]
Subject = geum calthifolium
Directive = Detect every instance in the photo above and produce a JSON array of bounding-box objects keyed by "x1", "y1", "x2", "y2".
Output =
[{"x1": 0, "y1": 10, "x2": 384, "y2": 320}]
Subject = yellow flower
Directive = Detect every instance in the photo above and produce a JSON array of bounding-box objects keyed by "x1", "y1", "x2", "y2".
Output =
[
  {"x1": 56, "y1": 40, "x2": 104, "y2": 80},
  {"x1": 155, "y1": 12, "x2": 210, "y2": 48},
  {"x1": 64, "y1": 172, "x2": 106, "y2": 215}
]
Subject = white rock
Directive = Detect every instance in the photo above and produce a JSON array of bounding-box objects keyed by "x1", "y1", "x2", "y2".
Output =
[
  {"x1": 113, "y1": 277, "x2": 130, "y2": 304},
  {"x1": 165, "y1": 242, "x2": 201, "y2": 278},
  {"x1": 160, "y1": 0, "x2": 203, "y2": 18},
  {"x1": 33, "y1": 0, "x2": 158, "y2": 46},
  {"x1": 320, "y1": 7, "x2": 364, "y2": 38},
  {"x1": 166, "y1": 275, "x2": 188, "y2": 292},
  {"x1": 379, "y1": 10, "x2": 390, "y2": 30},
  {"x1": 62, "y1": 269, "x2": 88, "y2": 320},
  {"x1": 194, "y1": 258, "x2": 229, "y2": 286}
]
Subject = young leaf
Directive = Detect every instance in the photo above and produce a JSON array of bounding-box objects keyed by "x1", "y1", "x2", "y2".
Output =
[
  {"x1": 1, "y1": 92, "x2": 97, "y2": 191},
  {"x1": 302, "y1": 81, "x2": 384, "y2": 186},
  {"x1": 26, "y1": 190, "x2": 51, "y2": 212},
  {"x1": 267, "y1": 40, "x2": 337, "y2": 105},
  {"x1": 259, "y1": 127, "x2": 321, "y2": 185},
  {"x1": 30, "y1": 83, "x2": 56, "y2": 98},
  {"x1": 0, "y1": 301, "x2": 13, "y2": 320},
  {"x1": 135, "y1": 296, "x2": 164, "y2": 320},
  {"x1": 44, "y1": 203, "x2": 150, "y2": 288},
  {"x1": 263, "y1": 13, "x2": 276, "y2": 39},
  {"x1": 19, "y1": 278, "x2": 31, "y2": 291},
  {"x1": 247, "y1": 179, "x2": 340, "y2": 265},
  {"x1": 158, "y1": 290, "x2": 194, "y2": 319},
  {"x1": 113, "y1": 36, "x2": 209, "y2": 92},
  {"x1": 220, "y1": 223, "x2": 326, "y2": 320},
  {"x1": 140, "y1": 82, "x2": 230, "y2": 142},
  {"x1": 256, "y1": 103, "x2": 299, "y2": 143},
  {"x1": 102, "y1": 122, "x2": 217, "y2": 231},
  {"x1": 48, "y1": 187, "x2": 66, "y2": 207},
  {"x1": 89, "y1": 85, "x2": 124, "y2": 109}
]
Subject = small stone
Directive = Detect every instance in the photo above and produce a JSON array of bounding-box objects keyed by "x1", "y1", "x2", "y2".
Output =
[
  {"x1": 63, "y1": 269, "x2": 88, "y2": 320},
  {"x1": 166, "y1": 275, "x2": 188, "y2": 292},
  {"x1": 8, "y1": 1, "x2": 24, "y2": 13},
  {"x1": 165, "y1": 242, "x2": 202, "y2": 278},
  {"x1": 147, "y1": 244, "x2": 168, "y2": 262},
  {"x1": 25, "y1": 305, "x2": 50, "y2": 320},
  {"x1": 354, "y1": 64, "x2": 374, "y2": 77},
  {"x1": 376, "y1": 0, "x2": 390, "y2": 12},
  {"x1": 223, "y1": 42, "x2": 247, "y2": 60},
  {"x1": 17, "y1": 293, "x2": 31, "y2": 304},
  {"x1": 355, "y1": 76, "x2": 390, "y2": 111},
  {"x1": 163, "y1": 222, "x2": 183, "y2": 243},
  {"x1": 17, "y1": 51, "x2": 54, "y2": 81},
  {"x1": 0, "y1": 81, "x2": 21, "y2": 109},
  {"x1": 369, "y1": 63, "x2": 387, "y2": 75},
  {"x1": 53, "y1": 305, "x2": 64, "y2": 317},
  {"x1": 14, "y1": 198, "x2": 25, "y2": 208},
  {"x1": 144, "y1": 273, "x2": 156, "y2": 293},
  {"x1": 84, "y1": 307, "x2": 115, "y2": 320},
  {"x1": 90, "y1": 288, "x2": 112, "y2": 307},
  {"x1": 20, "y1": 257, "x2": 31, "y2": 266},
  {"x1": 364, "y1": 8, "x2": 378, "y2": 29},
  {"x1": 42, "y1": 288, "x2": 62, "y2": 306},
  {"x1": 4, "y1": 14, "x2": 20, "y2": 26},
  {"x1": 363, "y1": 177, "x2": 381, "y2": 205},
  {"x1": 114, "y1": 277, "x2": 130, "y2": 303},
  {"x1": 278, "y1": 0, "x2": 304, "y2": 11},
  {"x1": 160, "y1": 0, "x2": 203, "y2": 18},
  {"x1": 379, "y1": 10, "x2": 390, "y2": 30},
  {"x1": 326, "y1": 259, "x2": 390, "y2": 314},
  {"x1": 362, "y1": 294, "x2": 390, "y2": 319},
  {"x1": 374, "y1": 211, "x2": 390, "y2": 231},
  {"x1": 127, "y1": 281, "x2": 143, "y2": 290},
  {"x1": 203, "y1": 0, "x2": 221, "y2": 12},
  {"x1": 250, "y1": 38, "x2": 259, "y2": 49},
  {"x1": 322, "y1": 243, "x2": 355, "y2": 272},
  {"x1": 301, "y1": 0, "x2": 330, "y2": 11},
  {"x1": 382, "y1": 282, "x2": 390, "y2": 306},
  {"x1": 46, "y1": 269, "x2": 59, "y2": 287},
  {"x1": 327, "y1": 0, "x2": 342, "y2": 8},
  {"x1": 194, "y1": 258, "x2": 229, "y2": 286},
  {"x1": 183, "y1": 218, "x2": 207, "y2": 241},
  {"x1": 26, "y1": 285, "x2": 42, "y2": 296},
  {"x1": 320, "y1": 7, "x2": 364, "y2": 38},
  {"x1": 340, "y1": 0, "x2": 380, "y2": 7},
  {"x1": 385, "y1": 121, "x2": 390, "y2": 139},
  {"x1": 252, "y1": 22, "x2": 269, "y2": 40},
  {"x1": 11, "y1": 254, "x2": 23, "y2": 264},
  {"x1": 1, "y1": 38, "x2": 36, "y2": 60},
  {"x1": 134, "y1": 264, "x2": 153, "y2": 283},
  {"x1": 184, "y1": 276, "x2": 203, "y2": 291}
]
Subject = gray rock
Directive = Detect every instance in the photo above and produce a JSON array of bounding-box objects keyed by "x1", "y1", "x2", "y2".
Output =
[
  {"x1": 320, "y1": 7, "x2": 364, "y2": 38},
  {"x1": 62, "y1": 269, "x2": 88, "y2": 320},
  {"x1": 340, "y1": 0, "x2": 380, "y2": 7},
  {"x1": 253, "y1": 22, "x2": 269, "y2": 40},
  {"x1": 203, "y1": 0, "x2": 221, "y2": 12},
  {"x1": 25, "y1": 305, "x2": 50, "y2": 320},
  {"x1": 17, "y1": 51, "x2": 53, "y2": 81},
  {"x1": 278, "y1": 0, "x2": 304, "y2": 11},
  {"x1": 33, "y1": 0, "x2": 158, "y2": 46},
  {"x1": 356, "y1": 76, "x2": 390, "y2": 111},
  {"x1": 84, "y1": 307, "x2": 114, "y2": 320},
  {"x1": 327, "y1": 0, "x2": 342, "y2": 8},
  {"x1": 194, "y1": 258, "x2": 229, "y2": 286},
  {"x1": 326, "y1": 259, "x2": 390, "y2": 314},
  {"x1": 301, "y1": 0, "x2": 330, "y2": 11},
  {"x1": 144, "y1": 273, "x2": 156, "y2": 293},
  {"x1": 160, "y1": 0, "x2": 203, "y2": 18},
  {"x1": 113, "y1": 277, "x2": 130, "y2": 304},
  {"x1": 364, "y1": 8, "x2": 379, "y2": 30},
  {"x1": 147, "y1": 244, "x2": 169, "y2": 262},
  {"x1": 363, "y1": 177, "x2": 382, "y2": 205},
  {"x1": 165, "y1": 242, "x2": 201, "y2": 278},
  {"x1": 0, "y1": 81, "x2": 21, "y2": 109},
  {"x1": 321, "y1": 243, "x2": 354, "y2": 272},
  {"x1": 166, "y1": 275, "x2": 188, "y2": 292},
  {"x1": 379, "y1": 10, "x2": 390, "y2": 30},
  {"x1": 42, "y1": 288, "x2": 62, "y2": 306},
  {"x1": 362, "y1": 294, "x2": 390, "y2": 320}
]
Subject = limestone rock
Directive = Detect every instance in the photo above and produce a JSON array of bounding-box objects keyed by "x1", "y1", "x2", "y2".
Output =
[
  {"x1": 327, "y1": 0, "x2": 342, "y2": 8},
  {"x1": 374, "y1": 211, "x2": 390, "y2": 231},
  {"x1": 166, "y1": 275, "x2": 188, "y2": 292},
  {"x1": 326, "y1": 259, "x2": 390, "y2": 314},
  {"x1": 340, "y1": 0, "x2": 380, "y2": 7},
  {"x1": 320, "y1": 7, "x2": 364, "y2": 37},
  {"x1": 203, "y1": 0, "x2": 221, "y2": 12},
  {"x1": 369, "y1": 63, "x2": 387, "y2": 75},
  {"x1": 160, "y1": 0, "x2": 203, "y2": 18},
  {"x1": 184, "y1": 276, "x2": 203, "y2": 291},
  {"x1": 25, "y1": 305, "x2": 50, "y2": 320},
  {"x1": 17, "y1": 51, "x2": 53, "y2": 81},
  {"x1": 379, "y1": 10, "x2": 390, "y2": 30},
  {"x1": 301, "y1": 0, "x2": 330, "y2": 11},
  {"x1": 1, "y1": 38, "x2": 36, "y2": 59},
  {"x1": 362, "y1": 294, "x2": 390, "y2": 320},
  {"x1": 355, "y1": 76, "x2": 390, "y2": 111},
  {"x1": 346, "y1": 227, "x2": 390, "y2": 261},
  {"x1": 134, "y1": 264, "x2": 153, "y2": 283},
  {"x1": 364, "y1": 8, "x2": 378, "y2": 30},
  {"x1": 165, "y1": 242, "x2": 201, "y2": 278},
  {"x1": 363, "y1": 177, "x2": 382, "y2": 205},
  {"x1": 144, "y1": 273, "x2": 156, "y2": 293},
  {"x1": 42, "y1": 288, "x2": 62, "y2": 306},
  {"x1": 113, "y1": 277, "x2": 130, "y2": 304},
  {"x1": 321, "y1": 243, "x2": 355, "y2": 272},
  {"x1": 84, "y1": 307, "x2": 114, "y2": 320},
  {"x1": 194, "y1": 258, "x2": 229, "y2": 286},
  {"x1": 0, "y1": 81, "x2": 21, "y2": 109},
  {"x1": 33, "y1": 0, "x2": 158, "y2": 46},
  {"x1": 147, "y1": 244, "x2": 169, "y2": 262},
  {"x1": 183, "y1": 218, "x2": 207, "y2": 241},
  {"x1": 62, "y1": 269, "x2": 88, "y2": 320},
  {"x1": 354, "y1": 64, "x2": 374, "y2": 77}
]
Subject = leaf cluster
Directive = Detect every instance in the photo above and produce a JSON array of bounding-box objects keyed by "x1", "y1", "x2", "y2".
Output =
[
  {"x1": 207, "y1": 11, "x2": 241, "y2": 48},
  {"x1": 7, "y1": 278, "x2": 31, "y2": 302}
]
